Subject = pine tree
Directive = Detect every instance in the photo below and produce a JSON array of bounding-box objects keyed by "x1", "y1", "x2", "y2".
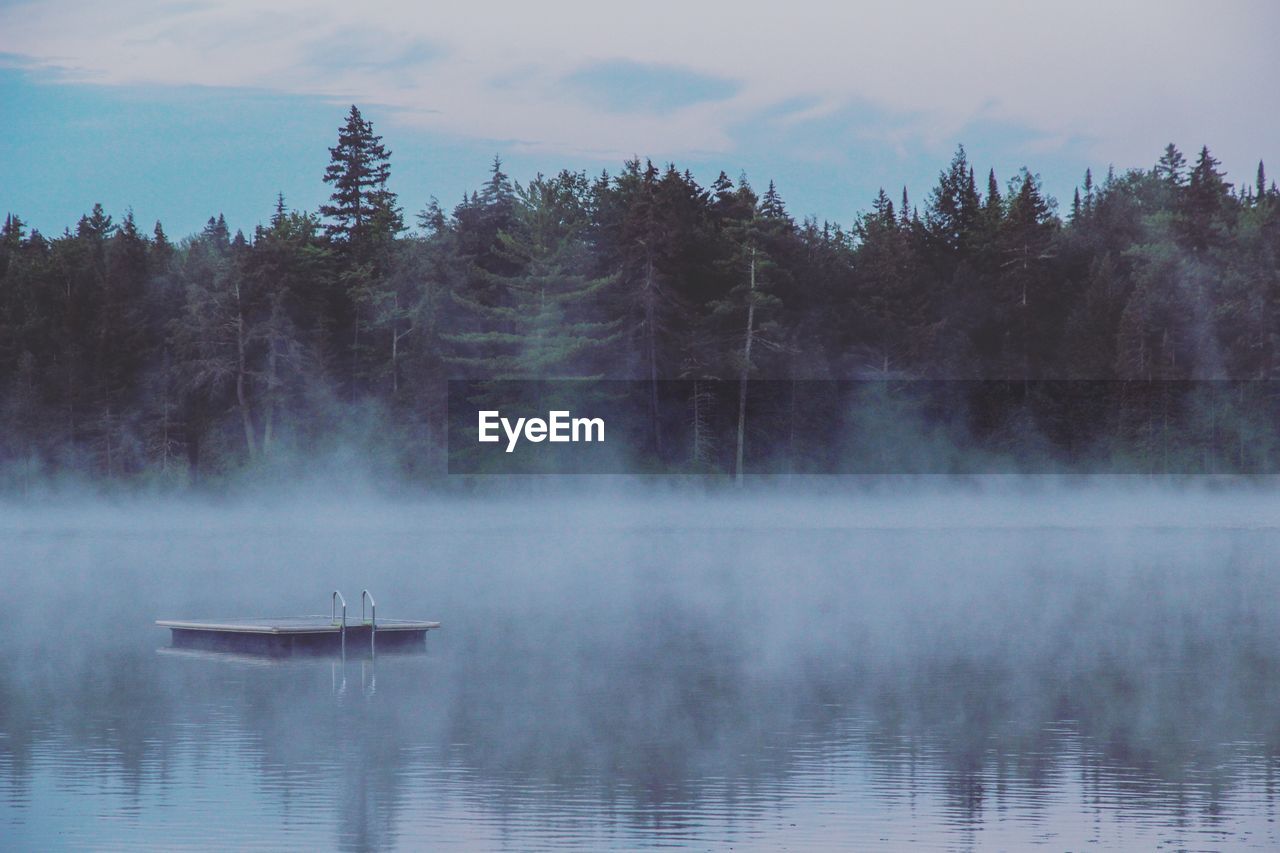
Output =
[
  {"x1": 760, "y1": 180, "x2": 787, "y2": 220},
  {"x1": 1155, "y1": 143, "x2": 1187, "y2": 186},
  {"x1": 599, "y1": 159, "x2": 678, "y2": 450},
  {"x1": 708, "y1": 179, "x2": 787, "y2": 484},
  {"x1": 77, "y1": 203, "x2": 114, "y2": 241},
  {"x1": 320, "y1": 105, "x2": 403, "y2": 255},
  {"x1": 447, "y1": 171, "x2": 620, "y2": 377},
  {"x1": 985, "y1": 169, "x2": 1002, "y2": 218},
  {"x1": 479, "y1": 155, "x2": 515, "y2": 211},
  {"x1": 854, "y1": 189, "x2": 924, "y2": 375},
  {"x1": 925, "y1": 145, "x2": 982, "y2": 257},
  {"x1": 1, "y1": 214, "x2": 24, "y2": 271},
  {"x1": 143, "y1": 219, "x2": 183, "y2": 478},
  {"x1": 1181, "y1": 145, "x2": 1232, "y2": 251},
  {"x1": 455, "y1": 155, "x2": 520, "y2": 288},
  {"x1": 171, "y1": 218, "x2": 258, "y2": 462},
  {"x1": 92, "y1": 209, "x2": 151, "y2": 474},
  {"x1": 418, "y1": 197, "x2": 447, "y2": 234},
  {"x1": 999, "y1": 171, "x2": 1058, "y2": 379},
  {"x1": 244, "y1": 200, "x2": 333, "y2": 451},
  {"x1": 321, "y1": 107, "x2": 408, "y2": 397}
]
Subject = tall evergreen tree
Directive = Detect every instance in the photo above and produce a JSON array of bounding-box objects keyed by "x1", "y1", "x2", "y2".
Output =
[
  {"x1": 321, "y1": 105, "x2": 403, "y2": 255},
  {"x1": 998, "y1": 171, "x2": 1059, "y2": 379},
  {"x1": 1155, "y1": 143, "x2": 1188, "y2": 186},
  {"x1": 925, "y1": 145, "x2": 982, "y2": 258},
  {"x1": 448, "y1": 171, "x2": 620, "y2": 377},
  {"x1": 1181, "y1": 145, "x2": 1232, "y2": 251},
  {"x1": 852, "y1": 189, "x2": 926, "y2": 375},
  {"x1": 320, "y1": 106, "x2": 407, "y2": 397},
  {"x1": 708, "y1": 178, "x2": 787, "y2": 484}
]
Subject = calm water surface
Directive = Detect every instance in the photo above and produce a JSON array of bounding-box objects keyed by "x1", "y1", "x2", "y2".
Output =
[{"x1": 1, "y1": 496, "x2": 1278, "y2": 850}]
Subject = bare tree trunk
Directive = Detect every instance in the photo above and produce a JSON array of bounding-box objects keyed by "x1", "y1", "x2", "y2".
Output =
[
  {"x1": 390, "y1": 292, "x2": 414, "y2": 397},
  {"x1": 393, "y1": 326, "x2": 413, "y2": 397},
  {"x1": 735, "y1": 248, "x2": 757, "y2": 488}
]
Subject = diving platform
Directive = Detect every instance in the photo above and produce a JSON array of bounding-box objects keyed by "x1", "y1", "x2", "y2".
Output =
[{"x1": 157, "y1": 591, "x2": 439, "y2": 657}]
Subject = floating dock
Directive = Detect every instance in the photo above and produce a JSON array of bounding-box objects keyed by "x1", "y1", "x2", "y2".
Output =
[{"x1": 157, "y1": 591, "x2": 439, "y2": 657}]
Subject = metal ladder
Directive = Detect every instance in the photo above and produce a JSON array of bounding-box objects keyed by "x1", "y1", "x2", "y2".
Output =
[{"x1": 331, "y1": 590, "x2": 378, "y2": 657}]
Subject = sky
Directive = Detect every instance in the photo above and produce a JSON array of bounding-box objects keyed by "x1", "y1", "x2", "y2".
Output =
[{"x1": 1, "y1": 0, "x2": 1277, "y2": 239}]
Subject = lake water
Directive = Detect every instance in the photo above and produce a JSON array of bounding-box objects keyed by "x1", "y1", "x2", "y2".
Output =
[{"x1": 2, "y1": 490, "x2": 1278, "y2": 850}]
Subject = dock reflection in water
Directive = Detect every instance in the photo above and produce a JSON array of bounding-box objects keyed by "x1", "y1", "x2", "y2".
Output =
[{"x1": 1, "y1": 512, "x2": 1278, "y2": 850}]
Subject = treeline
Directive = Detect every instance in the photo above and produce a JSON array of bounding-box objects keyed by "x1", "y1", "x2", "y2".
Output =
[{"x1": 1, "y1": 105, "x2": 1279, "y2": 485}]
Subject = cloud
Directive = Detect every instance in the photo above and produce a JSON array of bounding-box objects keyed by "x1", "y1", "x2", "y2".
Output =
[
  {"x1": 563, "y1": 60, "x2": 740, "y2": 114},
  {"x1": 302, "y1": 30, "x2": 443, "y2": 75},
  {"x1": 1, "y1": 0, "x2": 1277, "y2": 172}
]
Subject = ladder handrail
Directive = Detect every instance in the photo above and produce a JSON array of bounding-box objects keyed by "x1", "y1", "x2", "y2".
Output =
[
  {"x1": 361, "y1": 589, "x2": 376, "y2": 656},
  {"x1": 332, "y1": 591, "x2": 347, "y2": 657}
]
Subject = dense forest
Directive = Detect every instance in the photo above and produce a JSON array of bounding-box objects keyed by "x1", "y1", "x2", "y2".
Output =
[{"x1": 2, "y1": 105, "x2": 1279, "y2": 486}]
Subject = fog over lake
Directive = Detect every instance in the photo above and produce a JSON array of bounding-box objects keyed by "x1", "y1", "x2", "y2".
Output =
[{"x1": 2, "y1": 485, "x2": 1278, "y2": 850}]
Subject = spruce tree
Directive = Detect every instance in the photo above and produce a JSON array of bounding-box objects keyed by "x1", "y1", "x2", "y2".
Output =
[
  {"x1": 998, "y1": 171, "x2": 1058, "y2": 379},
  {"x1": 321, "y1": 105, "x2": 403, "y2": 255},
  {"x1": 1155, "y1": 143, "x2": 1187, "y2": 186},
  {"x1": 708, "y1": 179, "x2": 787, "y2": 484},
  {"x1": 1182, "y1": 146, "x2": 1232, "y2": 251},
  {"x1": 447, "y1": 171, "x2": 619, "y2": 377},
  {"x1": 985, "y1": 169, "x2": 1002, "y2": 218},
  {"x1": 854, "y1": 189, "x2": 923, "y2": 375},
  {"x1": 603, "y1": 159, "x2": 676, "y2": 450},
  {"x1": 925, "y1": 145, "x2": 982, "y2": 257},
  {"x1": 760, "y1": 181, "x2": 787, "y2": 220},
  {"x1": 321, "y1": 107, "x2": 407, "y2": 397},
  {"x1": 454, "y1": 156, "x2": 520, "y2": 289}
]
